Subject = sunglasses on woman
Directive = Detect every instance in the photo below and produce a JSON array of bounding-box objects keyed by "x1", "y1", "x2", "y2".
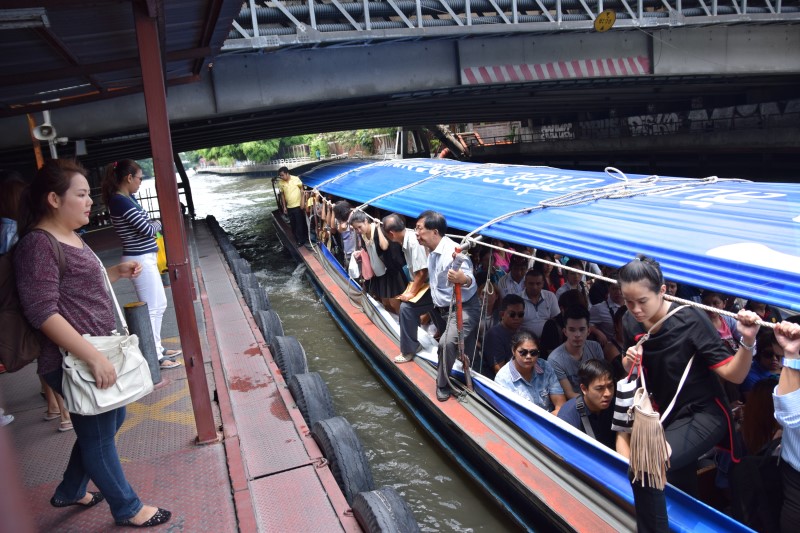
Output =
[
  {"x1": 516, "y1": 349, "x2": 540, "y2": 357},
  {"x1": 506, "y1": 311, "x2": 524, "y2": 319}
]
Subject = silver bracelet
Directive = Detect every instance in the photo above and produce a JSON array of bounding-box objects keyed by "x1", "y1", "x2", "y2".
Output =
[{"x1": 739, "y1": 337, "x2": 756, "y2": 352}]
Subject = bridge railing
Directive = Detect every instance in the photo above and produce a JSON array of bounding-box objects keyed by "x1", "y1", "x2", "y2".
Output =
[
  {"x1": 469, "y1": 110, "x2": 800, "y2": 145},
  {"x1": 224, "y1": 0, "x2": 800, "y2": 49}
]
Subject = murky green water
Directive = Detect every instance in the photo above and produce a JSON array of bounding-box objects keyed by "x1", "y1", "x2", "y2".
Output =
[{"x1": 185, "y1": 172, "x2": 515, "y2": 532}]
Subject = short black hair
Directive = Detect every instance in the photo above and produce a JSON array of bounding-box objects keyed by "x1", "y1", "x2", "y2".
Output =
[
  {"x1": 277, "y1": 166, "x2": 289, "y2": 174},
  {"x1": 524, "y1": 269, "x2": 544, "y2": 280},
  {"x1": 382, "y1": 213, "x2": 405, "y2": 233},
  {"x1": 332, "y1": 200, "x2": 353, "y2": 222},
  {"x1": 558, "y1": 289, "x2": 587, "y2": 310},
  {"x1": 563, "y1": 305, "x2": 590, "y2": 324},
  {"x1": 578, "y1": 359, "x2": 614, "y2": 389},
  {"x1": 417, "y1": 210, "x2": 446, "y2": 235},
  {"x1": 500, "y1": 293, "x2": 524, "y2": 311}
]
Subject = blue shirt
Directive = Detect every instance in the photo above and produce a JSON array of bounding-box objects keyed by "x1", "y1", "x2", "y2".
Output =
[
  {"x1": 741, "y1": 359, "x2": 779, "y2": 395},
  {"x1": 774, "y1": 378, "x2": 800, "y2": 473},
  {"x1": 494, "y1": 358, "x2": 563, "y2": 411},
  {"x1": 0, "y1": 217, "x2": 18, "y2": 255},
  {"x1": 428, "y1": 236, "x2": 476, "y2": 308}
]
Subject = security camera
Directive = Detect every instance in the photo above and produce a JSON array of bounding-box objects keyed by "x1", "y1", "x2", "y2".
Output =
[{"x1": 33, "y1": 123, "x2": 57, "y2": 141}]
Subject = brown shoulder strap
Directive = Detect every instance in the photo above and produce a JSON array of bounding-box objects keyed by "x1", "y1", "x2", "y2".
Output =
[{"x1": 34, "y1": 229, "x2": 66, "y2": 278}]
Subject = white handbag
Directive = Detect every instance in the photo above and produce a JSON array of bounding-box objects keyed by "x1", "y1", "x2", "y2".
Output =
[{"x1": 61, "y1": 258, "x2": 154, "y2": 415}]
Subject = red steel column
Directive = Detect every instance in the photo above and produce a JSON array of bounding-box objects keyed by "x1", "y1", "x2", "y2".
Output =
[{"x1": 133, "y1": 1, "x2": 217, "y2": 444}]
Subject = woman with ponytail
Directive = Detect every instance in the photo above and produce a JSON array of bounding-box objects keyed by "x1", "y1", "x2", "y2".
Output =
[{"x1": 102, "y1": 160, "x2": 181, "y2": 369}]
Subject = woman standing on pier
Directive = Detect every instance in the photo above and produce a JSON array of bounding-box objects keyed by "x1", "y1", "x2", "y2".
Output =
[
  {"x1": 101, "y1": 159, "x2": 181, "y2": 369},
  {"x1": 14, "y1": 159, "x2": 171, "y2": 527}
]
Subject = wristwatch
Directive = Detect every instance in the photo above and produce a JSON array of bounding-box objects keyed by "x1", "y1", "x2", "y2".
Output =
[{"x1": 783, "y1": 357, "x2": 800, "y2": 370}]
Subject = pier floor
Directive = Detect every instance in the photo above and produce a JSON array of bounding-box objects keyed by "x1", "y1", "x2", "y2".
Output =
[{"x1": 0, "y1": 220, "x2": 355, "y2": 532}]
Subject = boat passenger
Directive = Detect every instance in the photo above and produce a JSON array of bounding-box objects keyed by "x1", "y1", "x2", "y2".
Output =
[
  {"x1": 534, "y1": 250, "x2": 564, "y2": 293},
  {"x1": 555, "y1": 257, "x2": 591, "y2": 305},
  {"x1": 494, "y1": 330, "x2": 565, "y2": 415},
  {"x1": 557, "y1": 359, "x2": 616, "y2": 449},
  {"x1": 665, "y1": 280, "x2": 678, "y2": 297},
  {"x1": 741, "y1": 330, "x2": 783, "y2": 400},
  {"x1": 101, "y1": 159, "x2": 182, "y2": 370},
  {"x1": 615, "y1": 255, "x2": 763, "y2": 533},
  {"x1": 14, "y1": 159, "x2": 171, "y2": 528},
  {"x1": 701, "y1": 290, "x2": 741, "y2": 354},
  {"x1": 349, "y1": 210, "x2": 406, "y2": 315},
  {"x1": 519, "y1": 269, "x2": 559, "y2": 339},
  {"x1": 491, "y1": 242, "x2": 511, "y2": 273},
  {"x1": 539, "y1": 289, "x2": 589, "y2": 358},
  {"x1": 276, "y1": 166, "x2": 309, "y2": 248},
  {"x1": 495, "y1": 254, "x2": 527, "y2": 300},
  {"x1": 381, "y1": 213, "x2": 430, "y2": 365},
  {"x1": 331, "y1": 200, "x2": 356, "y2": 266},
  {"x1": 548, "y1": 305, "x2": 605, "y2": 400},
  {"x1": 413, "y1": 210, "x2": 478, "y2": 402},
  {"x1": 745, "y1": 299, "x2": 783, "y2": 324},
  {"x1": 770, "y1": 320, "x2": 800, "y2": 533},
  {"x1": 481, "y1": 294, "x2": 525, "y2": 379},
  {"x1": 590, "y1": 278, "x2": 623, "y2": 343}
]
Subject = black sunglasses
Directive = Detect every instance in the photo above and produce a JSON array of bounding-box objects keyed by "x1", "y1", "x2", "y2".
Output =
[
  {"x1": 516, "y1": 349, "x2": 540, "y2": 357},
  {"x1": 506, "y1": 311, "x2": 525, "y2": 319}
]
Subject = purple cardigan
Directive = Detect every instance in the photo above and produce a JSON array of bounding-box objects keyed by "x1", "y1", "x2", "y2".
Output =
[{"x1": 14, "y1": 231, "x2": 115, "y2": 375}]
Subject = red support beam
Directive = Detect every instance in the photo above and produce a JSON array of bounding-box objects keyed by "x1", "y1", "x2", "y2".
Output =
[{"x1": 132, "y1": 0, "x2": 218, "y2": 444}]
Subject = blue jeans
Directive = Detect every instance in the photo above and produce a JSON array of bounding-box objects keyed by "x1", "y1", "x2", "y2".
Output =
[{"x1": 44, "y1": 370, "x2": 143, "y2": 521}]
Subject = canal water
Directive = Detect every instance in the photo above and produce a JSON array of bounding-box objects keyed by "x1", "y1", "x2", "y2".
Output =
[{"x1": 186, "y1": 173, "x2": 515, "y2": 532}]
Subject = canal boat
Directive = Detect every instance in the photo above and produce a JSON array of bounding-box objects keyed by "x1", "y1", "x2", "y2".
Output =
[{"x1": 271, "y1": 158, "x2": 799, "y2": 532}]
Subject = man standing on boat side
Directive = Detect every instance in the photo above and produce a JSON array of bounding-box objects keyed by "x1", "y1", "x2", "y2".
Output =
[
  {"x1": 414, "y1": 211, "x2": 478, "y2": 402},
  {"x1": 276, "y1": 166, "x2": 308, "y2": 247},
  {"x1": 379, "y1": 214, "x2": 430, "y2": 365}
]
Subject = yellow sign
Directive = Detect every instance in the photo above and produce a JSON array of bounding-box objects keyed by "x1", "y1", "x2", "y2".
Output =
[{"x1": 594, "y1": 9, "x2": 616, "y2": 32}]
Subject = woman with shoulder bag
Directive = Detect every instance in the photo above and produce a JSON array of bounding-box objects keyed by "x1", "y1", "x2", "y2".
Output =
[
  {"x1": 614, "y1": 255, "x2": 761, "y2": 533},
  {"x1": 14, "y1": 159, "x2": 171, "y2": 528}
]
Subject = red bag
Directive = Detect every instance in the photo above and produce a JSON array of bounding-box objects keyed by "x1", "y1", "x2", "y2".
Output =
[{"x1": 353, "y1": 249, "x2": 374, "y2": 280}]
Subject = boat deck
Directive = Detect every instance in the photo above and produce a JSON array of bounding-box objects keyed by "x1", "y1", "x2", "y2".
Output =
[{"x1": 0, "y1": 220, "x2": 356, "y2": 532}]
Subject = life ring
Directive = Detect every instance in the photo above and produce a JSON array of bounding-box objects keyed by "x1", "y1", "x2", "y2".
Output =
[
  {"x1": 311, "y1": 416, "x2": 375, "y2": 505},
  {"x1": 288, "y1": 372, "x2": 335, "y2": 427},
  {"x1": 255, "y1": 309, "x2": 284, "y2": 348},
  {"x1": 245, "y1": 286, "x2": 271, "y2": 312},
  {"x1": 352, "y1": 486, "x2": 420, "y2": 533},
  {"x1": 271, "y1": 335, "x2": 308, "y2": 380}
]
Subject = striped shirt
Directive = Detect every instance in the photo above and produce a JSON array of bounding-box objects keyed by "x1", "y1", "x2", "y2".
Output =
[
  {"x1": 774, "y1": 378, "x2": 800, "y2": 473},
  {"x1": 108, "y1": 193, "x2": 161, "y2": 255}
]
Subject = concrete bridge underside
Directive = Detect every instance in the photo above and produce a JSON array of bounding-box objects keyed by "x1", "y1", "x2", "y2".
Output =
[{"x1": 1, "y1": 24, "x2": 798, "y2": 169}]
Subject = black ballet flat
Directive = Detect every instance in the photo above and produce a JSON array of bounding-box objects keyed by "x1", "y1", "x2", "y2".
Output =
[
  {"x1": 115, "y1": 508, "x2": 172, "y2": 528},
  {"x1": 50, "y1": 491, "x2": 105, "y2": 508}
]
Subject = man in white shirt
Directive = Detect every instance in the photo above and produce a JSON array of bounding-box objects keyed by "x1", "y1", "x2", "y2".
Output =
[
  {"x1": 381, "y1": 213, "x2": 430, "y2": 364},
  {"x1": 555, "y1": 257, "x2": 590, "y2": 305},
  {"x1": 520, "y1": 270, "x2": 559, "y2": 338},
  {"x1": 590, "y1": 281, "x2": 624, "y2": 341},
  {"x1": 496, "y1": 254, "x2": 527, "y2": 299},
  {"x1": 414, "y1": 211, "x2": 478, "y2": 402}
]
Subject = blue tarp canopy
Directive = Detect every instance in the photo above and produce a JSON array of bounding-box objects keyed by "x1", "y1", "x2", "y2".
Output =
[{"x1": 301, "y1": 159, "x2": 800, "y2": 311}]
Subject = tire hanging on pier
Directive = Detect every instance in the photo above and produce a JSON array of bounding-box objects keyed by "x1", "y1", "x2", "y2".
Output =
[
  {"x1": 255, "y1": 309, "x2": 284, "y2": 348},
  {"x1": 271, "y1": 335, "x2": 308, "y2": 381},
  {"x1": 311, "y1": 416, "x2": 375, "y2": 505},
  {"x1": 352, "y1": 486, "x2": 420, "y2": 533},
  {"x1": 288, "y1": 372, "x2": 335, "y2": 427},
  {"x1": 245, "y1": 286, "x2": 271, "y2": 312}
]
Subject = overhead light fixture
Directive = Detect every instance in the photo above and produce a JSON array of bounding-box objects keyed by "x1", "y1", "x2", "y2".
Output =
[{"x1": 0, "y1": 8, "x2": 50, "y2": 30}]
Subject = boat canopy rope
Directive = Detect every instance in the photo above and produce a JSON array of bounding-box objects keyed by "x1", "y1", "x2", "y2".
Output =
[
  {"x1": 462, "y1": 169, "x2": 750, "y2": 242},
  {"x1": 450, "y1": 233, "x2": 777, "y2": 329}
]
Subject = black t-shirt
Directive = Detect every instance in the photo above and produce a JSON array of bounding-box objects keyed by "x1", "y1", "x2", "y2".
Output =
[{"x1": 622, "y1": 303, "x2": 733, "y2": 425}]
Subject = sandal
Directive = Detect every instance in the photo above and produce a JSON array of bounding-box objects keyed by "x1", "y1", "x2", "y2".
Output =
[
  {"x1": 116, "y1": 508, "x2": 172, "y2": 528},
  {"x1": 394, "y1": 353, "x2": 416, "y2": 364},
  {"x1": 162, "y1": 349, "x2": 182, "y2": 358},
  {"x1": 44, "y1": 410, "x2": 61, "y2": 421},
  {"x1": 51, "y1": 491, "x2": 105, "y2": 508},
  {"x1": 159, "y1": 359, "x2": 182, "y2": 370},
  {"x1": 58, "y1": 420, "x2": 74, "y2": 432}
]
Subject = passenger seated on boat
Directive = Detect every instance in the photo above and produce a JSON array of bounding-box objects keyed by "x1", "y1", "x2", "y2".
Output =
[
  {"x1": 615, "y1": 255, "x2": 763, "y2": 533},
  {"x1": 519, "y1": 269, "x2": 559, "y2": 339},
  {"x1": 534, "y1": 250, "x2": 564, "y2": 293},
  {"x1": 474, "y1": 245, "x2": 504, "y2": 285},
  {"x1": 494, "y1": 330, "x2": 565, "y2": 415},
  {"x1": 555, "y1": 258, "x2": 591, "y2": 306},
  {"x1": 557, "y1": 359, "x2": 616, "y2": 449},
  {"x1": 539, "y1": 289, "x2": 589, "y2": 358},
  {"x1": 350, "y1": 210, "x2": 406, "y2": 315},
  {"x1": 330, "y1": 200, "x2": 356, "y2": 266},
  {"x1": 475, "y1": 271, "x2": 498, "y2": 334},
  {"x1": 665, "y1": 280, "x2": 679, "y2": 297},
  {"x1": 276, "y1": 167, "x2": 309, "y2": 247},
  {"x1": 741, "y1": 330, "x2": 783, "y2": 400},
  {"x1": 745, "y1": 299, "x2": 783, "y2": 324},
  {"x1": 590, "y1": 278, "x2": 624, "y2": 358},
  {"x1": 413, "y1": 210, "x2": 479, "y2": 402},
  {"x1": 480, "y1": 294, "x2": 525, "y2": 379},
  {"x1": 381, "y1": 213, "x2": 432, "y2": 365},
  {"x1": 548, "y1": 305, "x2": 605, "y2": 400},
  {"x1": 495, "y1": 254, "x2": 527, "y2": 300},
  {"x1": 491, "y1": 242, "x2": 511, "y2": 273}
]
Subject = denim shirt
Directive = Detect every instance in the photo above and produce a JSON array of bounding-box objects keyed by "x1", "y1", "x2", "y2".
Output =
[
  {"x1": 494, "y1": 358, "x2": 564, "y2": 411},
  {"x1": 0, "y1": 217, "x2": 17, "y2": 255}
]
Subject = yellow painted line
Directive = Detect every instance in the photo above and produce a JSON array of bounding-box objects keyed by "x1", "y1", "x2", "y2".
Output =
[{"x1": 119, "y1": 386, "x2": 196, "y2": 438}]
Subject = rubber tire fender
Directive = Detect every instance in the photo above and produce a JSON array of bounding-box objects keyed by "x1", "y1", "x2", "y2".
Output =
[
  {"x1": 245, "y1": 286, "x2": 271, "y2": 312},
  {"x1": 311, "y1": 416, "x2": 374, "y2": 506},
  {"x1": 288, "y1": 372, "x2": 335, "y2": 427},
  {"x1": 352, "y1": 486, "x2": 420, "y2": 533},
  {"x1": 271, "y1": 335, "x2": 308, "y2": 381},
  {"x1": 255, "y1": 309, "x2": 284, "y2": 348}
]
